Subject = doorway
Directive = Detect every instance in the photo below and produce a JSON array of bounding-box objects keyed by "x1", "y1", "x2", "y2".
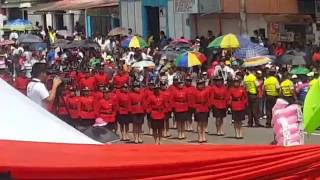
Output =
[{"x1": 145, "y1": 6, "x2": 160, "y2": 44}]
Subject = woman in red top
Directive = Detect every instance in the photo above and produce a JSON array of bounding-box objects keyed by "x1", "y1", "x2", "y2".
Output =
[
  {"x1": 194, "y1": 79, "x2": 210, "y2": 143},
  {"x1": 172, "y1": 79, "x2": 188, "y2": 139},
  {"x1": 66, "y1": 87, "x2": 81, "y2": 123},
  {"x1": 129, "y1": 82, "x2": 145, "y2": 144},
  {"x1": 210, "y1": 76, "x2": 229, "y2": 136},
  {"x1": 160, "y1": 80, "x2": 172, "y2": 137},
  {"x1": 149, "y1": 85, "x2": 166, "y2": 144},
  {"x1": 228, "y1": 77, "x2": 248, "y2": 139},
  {"x1": 97, "y1": 88, "x2": 118, "y2": 132},
  {"x1": 116, "y1": 84, "x2": 131, "y2": 141},
  {"x1": 113, "y1": 69, "x2": 129, "y2": 89},
  {"x1": 79, "y1": 87, "x2": 96, "y2": 127}
]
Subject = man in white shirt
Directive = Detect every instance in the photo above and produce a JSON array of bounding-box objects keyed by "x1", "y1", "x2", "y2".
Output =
[
  {"x1": 213, "y1": 61, "x2": 235, "y2": 84},
  {"x1": 27, "y1": 63, "x2": 62, "y2": 107}
]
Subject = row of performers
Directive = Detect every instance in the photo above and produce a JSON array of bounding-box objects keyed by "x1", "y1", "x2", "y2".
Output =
[{"x1": 50, "y1": 75, "x2": 248, "y2": 144}]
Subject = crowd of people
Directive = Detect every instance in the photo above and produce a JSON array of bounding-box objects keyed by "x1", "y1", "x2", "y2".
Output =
[{"x1": 0, "y1": 25, "x2": 319, "y2": 144}]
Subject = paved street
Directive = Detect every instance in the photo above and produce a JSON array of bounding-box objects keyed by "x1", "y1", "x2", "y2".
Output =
[{"x1": 115, "y1": 114, "x2": 320, "y2": 145}]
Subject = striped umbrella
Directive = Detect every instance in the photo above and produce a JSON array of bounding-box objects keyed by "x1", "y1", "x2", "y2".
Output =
[
  {"x1": 234, "y1": 43, "x2": 269, "y2": 60},
  {"x1": 242, "y1": 56, "x2": 273, "y2": 68},
  {"x1": 175, "y1": 51, "x2": 207, "y2": 68},
  {"x1": 121, "y1": 36, "x2": 148, "y2": 48}
]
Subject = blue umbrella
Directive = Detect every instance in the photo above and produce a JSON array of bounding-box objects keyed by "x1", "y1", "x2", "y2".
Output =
[{"x1": 234, "y1": 43, "x2": 269, "y2": 60}]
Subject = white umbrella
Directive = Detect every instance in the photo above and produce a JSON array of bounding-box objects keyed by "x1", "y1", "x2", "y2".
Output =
[{"x1": 132, "y1": 60, "x2": 155, "y2": 68}]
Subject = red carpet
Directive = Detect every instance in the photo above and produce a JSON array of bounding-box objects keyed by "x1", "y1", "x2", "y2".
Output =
[{"x1": 0, "y1": 140, "x2": 320, "y2": 179}]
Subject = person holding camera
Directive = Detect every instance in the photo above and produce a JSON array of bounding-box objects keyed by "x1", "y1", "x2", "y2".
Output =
[{"x1": 27, "y1": 63, "x2": 62, "y2": 107}]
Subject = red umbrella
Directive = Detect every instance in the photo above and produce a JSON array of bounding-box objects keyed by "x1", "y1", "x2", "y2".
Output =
[
  {"x1": 0, "y1": 40, "x2": 15, "y2": 46},
  {"x1": 312, "y1": 52, "x2": 320, "y2": 62}
]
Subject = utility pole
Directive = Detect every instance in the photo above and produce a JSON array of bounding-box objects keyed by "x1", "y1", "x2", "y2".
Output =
[{"x1": 240, "y1": 0, "x2": 247, "y2": 36}]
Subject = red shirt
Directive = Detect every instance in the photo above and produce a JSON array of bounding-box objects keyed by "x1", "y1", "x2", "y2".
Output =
[
  {"x1": 149, "y1": 94, "x2": 166, "y2": 120},
  {"x1": 97, "y1": 98, "x2": 118, "y2": 122},
  {"x1": 210, "y1": 85, "x2": 229, "y2": 109},
  {"x1": 79, "y1": 95, "x2": 96, "y2": 119},
  {"x1": 0, "y1": 74, "x2": 11, "y2": 84},
  {"x1": 80, "y1": 77, "x2": 96, "y2": 91},
  {"x1": 160, "y1": 89, "x2": 172, "y2": 112},
  {"x1": 172, "y1": 87, "x2": 188, "y2": 112},
  {"x1": 116, "y1": 91, "x2": 131, "y2": 115},
  {"x1": 113, "y1": 74, "x2": 129, "y2": 89},
  {"x1": 194, "y1": 88, "x2": 210, "y2": 113},
  {"x1": 129, "y1": 90, "x2": 145, "y2": 114},
  {"x1": 228, "y1": 87, "x2": 248, "y2": 111},
  {"x1": 185, "y1": 85, "x2": 196, "y2": 109},
  {"x1": 14, "y1": 76, "x2": 29, "y2": 94},
  {"x1": 144, "y1": 88, "x2": 154, "y2": 113},
  {"x1": 66, "y1": 96, "x2": 81, "y2": 119},
  {"x1": 95, "y1": 73, "x2": 109, "y2": 86},
  {"x1": 92, "y1": 91, "x2": 103, "y2": 102}
]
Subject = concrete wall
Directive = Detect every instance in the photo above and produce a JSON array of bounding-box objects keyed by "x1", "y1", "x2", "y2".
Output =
[
  {"x1": 120, "y1": 0, "x2": 143, "y2": 36},
  {"x1": 167, "y1": 0, "x2": 191, "y2": 39},
  {"x1": 247, "y1": 14, "x2": 268, "y2": 37}
]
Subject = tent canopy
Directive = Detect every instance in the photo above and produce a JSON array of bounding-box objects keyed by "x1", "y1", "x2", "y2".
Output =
[{"x1": 0, "y1": 79, "x2": 99, "y2": 145}]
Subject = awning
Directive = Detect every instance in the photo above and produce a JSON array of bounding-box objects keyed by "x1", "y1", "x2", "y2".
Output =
[
  {"x1": 264, "y1": 14, "x2": 313, "y2": 24},
  {"x1": 30, "y1": 0, "x2": 119, "y2": 12}
]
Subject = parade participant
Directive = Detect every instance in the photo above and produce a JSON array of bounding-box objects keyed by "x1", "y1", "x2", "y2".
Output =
[
  {"x1": 14, "y1": 70, "x2": 29, "y2": 95},
  {"x1": 185, "y1": 76, "x2": 196, "y2": 131},
  {"x1": 228, "y1": 76, "x2": 248, "y2": 139},
  {"x1": 96, "y1": 87, "x2": 118, "y2": 132},
  {"x1": 263, "y1": 68, "x2": 280, "y2": 128},
  {"x1": 210, "y1": 76, "x2": 228, "y2": 136},
  {"x1": 144, "y1": 80, "x2": 155, "y2": 135},
  {"x1": 172, "y1": 78, "x2": 188, "y2": 139},
  {"x1": 309, "y1": 72, "x2": 319, "y2": 88},
  {"x1": 113, "y1": 68, "x2": 129, "y2": 90},
  {"x1": 256, "y1": 70, "x2": 265, "y2": 120},
  {"x1": 149, "y1": 85, "x2": 166, "y2": 144},
  {"x1": 78, "y1": 87, "x2": 96, "y2": 129},
  {"x1": 280, "y1": 72, "x2": 296, "y2": 104},
  {"x1": 92, "y1": 84, "x2": 104, "y2": 102},
  {"x1": 79, "y1": 72, "x2": 96, "y2": 91},
  {"x1": 129, "y1": 82, "x2": 145, "y2": 144},
  {"x1": 243, "y1": 69, "x2": 262, "y2": 127},
  {"x1": 95, "y1": 69, "x2": 109, "y2": 86},
  {"x1": 66, "y1": 87, "x2": 81, "y2": 123},
  {"x1": 160, "y1": 79, "x2": 172, "y2": 137},
  {"x1": 116, "y1": 84, "x2": 131, "y2": 141},
  {"x1": 194, "y1": 79, "x2": 210, "y2": 143},
  {"x1": 168, "y1": 76, "x2": 179, "y2": 129}
]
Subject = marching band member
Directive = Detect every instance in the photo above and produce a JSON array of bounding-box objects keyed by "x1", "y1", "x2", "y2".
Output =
[
  {"x1": 185, "y1": 76, "x2": 196, "y2": 131},
  {"x1": 66, "y1": 87, "x2": 81, "y2": 124},
  {"x1": 79, "y1": 87, "x2": 96, "y2": 128},
  {"x1": 228, "y1": 76, "x2": 248, "y2": 139},
  {"x1": 116, "y1": 84, "x2": 131, "y2": 141}
]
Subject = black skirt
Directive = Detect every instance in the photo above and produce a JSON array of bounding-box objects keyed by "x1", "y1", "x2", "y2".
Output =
[
  {"x1": 195, "y1": 112, "x2": 209, "y2": 122},
  {"x1": 132, "y1": 113, "x2": 145, "y2": 124},
  {"x1": 213, "y1": 109, "x2": 227, "y2": 118},
  {"x1": 151, "y1": 120, "x2": 164, "y2": 130},
  {"x1": 232, "y1": 110, "x2": 246, "y2": 122},
  {"x1": 117, "y1": 114, "x2": 131, "y2": 125},
  {"x1": 175, "y1": 112, "x2": 188, "y2": 122}
]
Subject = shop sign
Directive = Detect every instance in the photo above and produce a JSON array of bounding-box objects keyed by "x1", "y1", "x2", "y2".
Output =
[{"x1": 174, "y1": 0, "x2": 198, "y2": 13}]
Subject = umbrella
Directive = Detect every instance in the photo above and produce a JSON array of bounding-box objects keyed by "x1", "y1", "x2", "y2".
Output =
[
  {"x1": 2, "y1": 19, "x2": 37, "y2": 31},
  {"x1": 175, "y1": 51, "x2": 207, "y2": 68},
  {"x1": 208, "y1": 33, "x2": 240, "y2": 49},
  {"x1": 290, "y1": 67, "x2": 310, "y2": 75},
  {"x1": 304, "y1": 79, "x2": 320, "y2": 134},
  {"x1": 56, "y1": 30, "x2": 73, "y2": 38},
  {"x1": 17, "y1": 34, "x2": 43, "y2": 44},
  {"x1": 83, "y1": 126, "x2": 120, "y2": 144},
  {"x1": 233, "y1": 43, "x2": 269, "y2": 60},
  {"x1": 278, "y1": 50, "x2": 307, "y2": 65},
  {"x1": 0, "y1": 40, "x2": 15, "y2": 46},
  {"x1": 121, "y1": 36, "x2": 147, "y2": 48},
  {"x1": 132, "y1": 60, "x2": 155, "y2": 68},
  {"x1": 65, "y1": 40, "x2": 100, "y2": 49},
  {"x1": 172, "y1": 38, "x2": 190, "y2": 44},
  {"x1": 242, "y1": 56, "x2": 273, "y2": 68},
  {"x1": 108, "y1": 27, "x2": 127, "y2": 36},
  {"x1": 29, "y1": 42, "x2": 47, "y2": 51},
  {"x1": 52, "y1": 39, "x2": 71, "y2": 48}
]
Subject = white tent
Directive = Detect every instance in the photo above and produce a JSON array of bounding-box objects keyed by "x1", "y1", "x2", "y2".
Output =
[{"x1": 0, "y1": 79, "x2": 99, "y2": 144}]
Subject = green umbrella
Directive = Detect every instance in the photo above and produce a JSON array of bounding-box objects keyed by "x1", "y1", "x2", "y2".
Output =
[
  {"x1": 304, "y1": 79, "x2": 320, "y2": 134},
  {"x1": 290, "y1": 67, "x2": 310, "y2": 75}
]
